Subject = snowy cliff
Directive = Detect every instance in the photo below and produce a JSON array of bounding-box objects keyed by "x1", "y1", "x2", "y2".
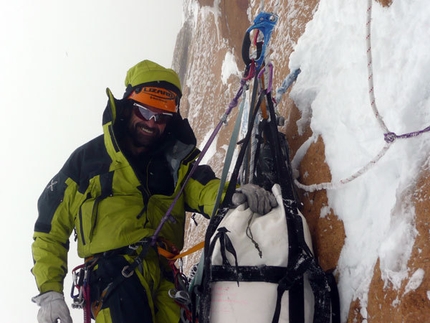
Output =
[{"x1": 172, "y1": 0, "x2": 430, "y2": 322}]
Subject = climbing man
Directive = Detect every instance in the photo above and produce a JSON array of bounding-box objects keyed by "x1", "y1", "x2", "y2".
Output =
[{"x1": 31, "y1": 59, "x2": 277, "y2": 323}]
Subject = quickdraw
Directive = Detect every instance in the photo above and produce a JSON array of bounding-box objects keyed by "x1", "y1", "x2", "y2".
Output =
[{"x1": 70, "y1": 257, "x2": 98, "y2": 323}]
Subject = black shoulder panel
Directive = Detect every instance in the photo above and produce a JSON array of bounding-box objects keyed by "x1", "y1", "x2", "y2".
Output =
[
  {"x1": 191, "y1": 164, "x2": 217, "y2": 185},
  {"x1": 34, "y1": 135, "x2": 112, "y2": 233},
  {"x1": 62, "y1": 135, "x2": 112, "y2": 194}
]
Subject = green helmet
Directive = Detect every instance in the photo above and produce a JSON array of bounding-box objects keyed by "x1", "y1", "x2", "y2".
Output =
[
  {"x1": 125, "y1": 60, "x2": 181, "y2": 92},
  {"x1": 123, "y1": 60, "x2": 182, "y2": 113}
]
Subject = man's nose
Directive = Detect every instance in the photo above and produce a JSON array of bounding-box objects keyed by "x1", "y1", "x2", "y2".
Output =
[{"x1": 145, "y1": 117, "x2": 157, "y2": 126}]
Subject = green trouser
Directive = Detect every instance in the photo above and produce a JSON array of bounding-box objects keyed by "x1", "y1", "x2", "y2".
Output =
[{"x1": 90, "y1": 253, "x2": 180, "y2": 323}]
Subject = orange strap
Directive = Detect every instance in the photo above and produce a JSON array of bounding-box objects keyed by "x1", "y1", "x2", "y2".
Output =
[
  {"x1": 260, "y1": 73, "x2": 269, "y2": 119},
  {"x1": 158, "y1": 241, "x2": 205, "y2": 261}
]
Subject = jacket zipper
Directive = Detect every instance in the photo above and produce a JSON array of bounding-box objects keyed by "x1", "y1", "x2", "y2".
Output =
[{"x1": 78, "y1": 193, "x2": 92, "y2": 246}]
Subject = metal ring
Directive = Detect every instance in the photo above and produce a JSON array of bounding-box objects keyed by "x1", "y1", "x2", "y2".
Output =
[{"x1": 121, "y1": 265, "x2": 134, "y2": 278}]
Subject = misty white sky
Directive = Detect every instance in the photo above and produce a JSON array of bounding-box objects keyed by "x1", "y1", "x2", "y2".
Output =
[{"x1": 0, "y1": 1, "x2": 183, "y2": 321}]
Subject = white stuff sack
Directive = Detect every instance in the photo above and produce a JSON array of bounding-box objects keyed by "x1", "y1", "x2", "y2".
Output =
[{"x1": 209, "y1": 184, "x2": 314, "y2": 323}]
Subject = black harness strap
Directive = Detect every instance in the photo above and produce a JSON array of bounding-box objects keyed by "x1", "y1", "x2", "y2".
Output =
[
  {"x1": 210, "y1": 265, "x2": 301, "y2": 284},
  {"x1": 222, "y1": 92, "x2": 266, "y2": 208},
  {"x1": 91, "y1": 239, "x2": 152, "y2": 311},
  {"x1": 265, "y1": 91, "x2": 300, "y2": 204},
  {"x1": 90, "y1": 255, "x2": 153, "y2": 323}
]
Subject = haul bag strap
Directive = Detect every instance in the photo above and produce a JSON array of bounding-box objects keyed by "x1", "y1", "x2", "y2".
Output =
[
  {"x1": 210, "y1": 263, "x2": 308, "y2": 323},
  {"x1": 210, "y1": 265, "x2": 294, "y2": 284}
]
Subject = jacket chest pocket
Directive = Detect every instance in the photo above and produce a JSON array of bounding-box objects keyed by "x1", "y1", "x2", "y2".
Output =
[{"x1": 77, "y1": 172, "x2": 114, "y2": 245}]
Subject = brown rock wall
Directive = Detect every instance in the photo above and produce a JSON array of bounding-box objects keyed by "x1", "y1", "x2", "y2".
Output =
[
  {"x1": 173, "y1": 0, "x2": 429, "y2": 322},
  {"x1": 298, "y1": 136, "x2": 345, "y2": 271},
  {"x1": 364, "y1": 165, "x2": 430, "y2": 322}
]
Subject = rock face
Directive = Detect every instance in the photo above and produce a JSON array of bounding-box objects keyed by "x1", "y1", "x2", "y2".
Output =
[{"x1": 172, "y1": 0, "x2": 430, "y2": 322}]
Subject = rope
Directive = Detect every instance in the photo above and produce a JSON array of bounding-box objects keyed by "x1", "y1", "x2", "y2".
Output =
[
  {"x1": 294, "y1": 141, "x2": 391, "y2": 192},
  {"x1": 366, "y1": 0, "x2": 389, "y2": 133},
  {"x1": 384, "y1": 126, "x2": 430, "y2": 142},
  {"x1": 240, "y1": 13, "x2": 278, "y2": 184},
  {"x1": 259, "y1": 0, "x2": 264, "y2": 12},
  {"x1": 274, "y1": 0, "x2": 281, "y2": 14},
  {"x1": 293, "y1": 0, "x2": 430, "y2": 192},
  {"x1": 211, "y1": 78, "x2": 248, "y2": 217},
  {"x1": 152, "y1": 77, "x2": 249, "y2": 245},
  {"x1": 259, "y1": 0, "x2": 281, "y2": 15},
  {"x1": 365, "y1": 0, "x2": 430, "y2": 142}
]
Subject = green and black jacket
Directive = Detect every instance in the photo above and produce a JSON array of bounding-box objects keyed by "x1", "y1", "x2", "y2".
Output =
[{"x1": 32, "y1": 89, "x2": 220, "y2": 294}]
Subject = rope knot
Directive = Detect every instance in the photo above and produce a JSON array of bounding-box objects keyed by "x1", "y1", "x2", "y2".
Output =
[{"x1": 384, "y1": 132, "x2": 397, "y2": 143}]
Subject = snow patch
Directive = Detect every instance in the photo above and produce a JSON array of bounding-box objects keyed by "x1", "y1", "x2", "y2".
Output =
[
  {"x1": 221, "y1": 51, "x2": 240, "y2": 85},
  {"x1": 403, "y1": 269, "x2": 425, "y2": 296}
]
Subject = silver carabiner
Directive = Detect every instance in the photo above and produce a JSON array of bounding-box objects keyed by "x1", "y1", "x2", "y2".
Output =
[{"x1": 168, "y1": 289, "x2": 191, "y2": 306}]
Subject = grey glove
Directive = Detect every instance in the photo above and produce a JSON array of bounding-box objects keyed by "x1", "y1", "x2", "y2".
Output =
[
  {"x1": 232, "y1": 183, "x2": 278, "y2": 215},
  {"x1": 32, "y1": 291, "x2": 73, "y2": 323}
]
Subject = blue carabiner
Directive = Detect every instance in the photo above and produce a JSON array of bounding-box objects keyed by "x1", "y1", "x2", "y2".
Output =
[{"x1": 242, "y1": 12, "x2": 278, "y2": 70}]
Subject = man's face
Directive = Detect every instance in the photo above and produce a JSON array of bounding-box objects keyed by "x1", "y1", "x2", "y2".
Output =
[{"x1": 125, "y1": 104, "x2": 171, "y2": 154}]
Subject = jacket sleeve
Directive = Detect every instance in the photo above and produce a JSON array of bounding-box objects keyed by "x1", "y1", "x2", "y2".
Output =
[
  {"x1": 184, "y1": 164, "x2": 226, "y2": 218},
  {"x1": 31, "y1": 169, "x2": 79, "y2": 294}
]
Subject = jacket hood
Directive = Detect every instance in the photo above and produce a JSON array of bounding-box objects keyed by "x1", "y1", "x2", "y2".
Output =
[{"x1": 102, "y1": 88, "x2": 197, "y2": 156}]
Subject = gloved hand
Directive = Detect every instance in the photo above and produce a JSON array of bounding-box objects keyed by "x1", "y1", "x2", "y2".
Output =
[
  {"x1": 232, "y1": 183, "x2": 278, "y2": 215},
  {"x1": 32, "y1": 291, "x2": 73, "y2": 323}
]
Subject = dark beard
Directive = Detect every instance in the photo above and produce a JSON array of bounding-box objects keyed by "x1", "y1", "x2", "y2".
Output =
[
  {"x1": 127, "y1": 122, "x2": 164, "y2": 150},
  {"x1": 113, "y1": 102, "x2": 171, "y2": 155}
]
